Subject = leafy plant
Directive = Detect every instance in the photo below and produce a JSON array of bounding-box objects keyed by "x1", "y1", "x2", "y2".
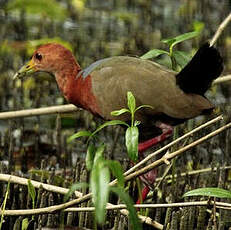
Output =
[
  {"x1": 27, "y1": 179, "x2": 36, "y2": 221},
  {"x1": 111, "y1": 186, "x2": 142, "y2": 230},
  {"x1": 64, "y1": 143, "x2": 140, "y2": 228},
  {"x1": 22, "y1": 218, "x2": 29, "y2": 230},
  {"x1": 27, "y1": 179, "x2": 36, "y2": 210},
  {"x1": 183, "y1": 187, "x2": 231, "y2": 199},
  {"x1": 0, "y1": 180, "x2": 10, "y2": 229},
  {"x1": 140, "y1": 30, "x2": 200, "y2": 71},
  {"x1": 68, "y1": 91, "x2": 152, "y2": 162},
  {"x1": 67, "y1": 91, "x2": 149, "y2": 227}
]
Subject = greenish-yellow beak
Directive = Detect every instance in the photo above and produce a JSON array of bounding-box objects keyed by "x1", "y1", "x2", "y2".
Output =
[{"x1": 13, "y1": 59, "x2": 36, "y2": 80}]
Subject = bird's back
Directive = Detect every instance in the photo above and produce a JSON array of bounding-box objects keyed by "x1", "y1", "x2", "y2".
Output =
[{"x1": 86, "y1": 56, "x2": 214, "y2": 126}]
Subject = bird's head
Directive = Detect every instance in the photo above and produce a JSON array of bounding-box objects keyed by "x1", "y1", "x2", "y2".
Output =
[{"x1": 13, "y1": 43, "x2": 78, "y2": 79}]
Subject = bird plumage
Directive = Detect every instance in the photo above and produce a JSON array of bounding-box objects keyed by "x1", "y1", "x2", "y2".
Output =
[{"x1": 14, "y1": 42, "x2": 223, "y2": 135}]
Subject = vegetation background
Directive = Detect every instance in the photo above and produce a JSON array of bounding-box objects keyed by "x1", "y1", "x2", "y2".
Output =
[{"x1": 1, "y1": 0, "x2": 231, "y2": 229}]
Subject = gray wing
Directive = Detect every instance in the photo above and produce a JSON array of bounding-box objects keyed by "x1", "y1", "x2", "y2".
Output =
[{"x1": 77, "y1": 57, "x2": 113, "y2": 79}]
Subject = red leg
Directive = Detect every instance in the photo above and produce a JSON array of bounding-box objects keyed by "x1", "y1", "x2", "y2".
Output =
[
  {"x1": 138, "y1": 123, "x2": 173, "y2": 153},
  {"x1": 137, "y1": 123, "x2": 173, "y2": 203},
  {"x1": 136, "y1": 186, "x2": 150, "y2": 205}
]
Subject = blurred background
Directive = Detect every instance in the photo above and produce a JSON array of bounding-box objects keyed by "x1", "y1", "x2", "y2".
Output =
[
  {"x1": 1, "y1": 0, "x2": 231, "y2": 229},
  {"x1": 0, "y1": 0, "x2": 230, "y2": 170}
]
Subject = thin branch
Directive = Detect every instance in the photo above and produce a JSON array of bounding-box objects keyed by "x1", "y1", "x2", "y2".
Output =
[
  {"x1": 155, "y1": 166, "x2": 231, "y2": 182},
  {"x1": 213, "y1": 75, "x2": 231, "y2": 85},
  {"x1": 0, "y1": 175, "x2": 160, "y2": 229},
  {"x1": 0, "y1": 104, "x2": 80, "y2": 119},
  {"x1": 210, "y1": 13, "x2": 231, "y2": 46},
  {"x1": 0, "y1": 174, "x2": 83, "y2": 198},
  {"x1": 123, "y1": 121, "x2": 231, "y2": 183},
  {"x1": 3, "y1": 200, "x2": 231, "y2": 216},
  {"x1": 123, "y1": 115, "x2": 223, "y2": 177},
  {"x1": 64, "y1": 200, "x2": 231, "y2": 212},
  {"x1": 65, "y1": 201, "x2": 209, "y2": 212}
]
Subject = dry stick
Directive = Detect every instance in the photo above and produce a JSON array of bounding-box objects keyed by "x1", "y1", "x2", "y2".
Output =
[
  {"x1": 0, "y1": 174, "x2": 83, "y2": 197},
  {"x1": 123, "y1": 115, "x2": 223, "y2": 177},
  {"x1": 210, "y1": 12, "x2": 231, "y2": 47},
  {"x1": 213, "y1": 75, "x2": 231, "y2": 85},
  {"x1": 1, "y1": 119, "x2": 231, "y2": 216},
  {"x1": 3, "y1": 199, "x2": 231, "y2": 216},
  {"x1": 65, "y1": 201, "x2": 208, "y2": 212},
  {"x1": 0, "y1": 104, "x2": 79, "y2": 119},
  {"x1": 155, "y1": 165, "x2": 231, "y2": 182},
  {"x1": 0, "y1": 175, "x2": 161, "y2": 229},
  {"x1": 65, "y1": 200, "x2": 231, "y2": 212},
  {"x1": 123, "y1": 121, "x2": 231, "y2": 183}
]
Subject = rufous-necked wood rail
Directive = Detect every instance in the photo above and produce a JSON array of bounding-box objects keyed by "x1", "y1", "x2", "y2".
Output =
[{"x1": 14, "y1": 42, "x2": 223, "y2": 202}]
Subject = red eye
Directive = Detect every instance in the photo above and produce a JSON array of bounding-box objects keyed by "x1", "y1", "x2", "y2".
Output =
[{"x1": 35, "y1": 53, "x2": 42, "y2": 61}]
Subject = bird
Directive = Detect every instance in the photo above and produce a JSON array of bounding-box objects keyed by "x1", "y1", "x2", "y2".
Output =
[{"x1": 13, "y1": 42, "x2": 223, "y2": 202}]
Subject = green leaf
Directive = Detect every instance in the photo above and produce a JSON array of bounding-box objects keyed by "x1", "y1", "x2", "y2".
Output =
[
  {"x1": 135, "y1": 104, "x2": 154, "y2": 112},
  {"x1": 86, "y1": 144, "x2": 96, "y2": 171},
  {"x1": 22, "y1": 218, "x2": 29, "y2": 230},
  {"x1": 111, "y1": 108, "x2": 130, "y2": 116},
  {"x1": 105, "y1": 160, "x2": 125, "y2": 188},
  {"x1": 28, "y1": 179, "x2": 36, "y2": 209},
  {"x1": 64, "y1": 182, "x2": 89, "y2": 202},
  {"x1": 162, "y1": 31, "x2": 200, "y2": 48},
  {"x1": 90, "y1": 159, "x2": 110, "y2": 224},
  {"x1": 134, "y1": 120, "x2": 141, "y2": 126},
  {"x1": 140, "y1": 49, "x2": 169, "y2": 60},
  {"x1": 90, "y1": 120, "x2": 129, "y2": 138},
  {"x1": 110, "y1": 186, "x2": 142, "y2": 230},
  {"x1": 67, "y1": 130, "x2": 92, "y2": 143},
  {"x1": 183, "y1": 187, "x2": 231, "y2": 199},
  {"x1": 127, "y1": 91, "x2": 136, "y2": 114},
  {"x1": 93, "y1": 144, "x2": 105, "y2": 165},
  {"x1": 125, "y1": 126, "x2": 139, "y2": 162},
  {"x1": 172, "y1": 50, "x2": 191, "y2": 69}
]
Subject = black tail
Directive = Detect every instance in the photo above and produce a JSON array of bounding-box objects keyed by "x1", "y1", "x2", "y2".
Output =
[{"x1": 176, "y1": 42, "x2": 223, "y2": 95}]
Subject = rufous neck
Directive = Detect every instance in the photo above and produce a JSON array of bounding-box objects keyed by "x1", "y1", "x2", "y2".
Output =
[
  {"x1": 54, "y1": 62, "x2": 100, "y2": 115},
  {"x1": 54, "y1": 61, "x2": 80, "y2": 100}
]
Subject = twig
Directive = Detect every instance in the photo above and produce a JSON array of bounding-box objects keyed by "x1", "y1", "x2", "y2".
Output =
[
  {"x1": 213, "y1": 75, "x2": 231, "y2": 85},
  {"x1": 3, "y1": 200, "x2": 231, "y2": 216},
  {"x1": 0, "y1": 175, "x2": 160, "y2": 229},
  {"x1": 210, "y1": 12, "x2": 231, "y2": 46},
  {"x1": 123, "y1": 121, "x2": 231, "y2": 183},
  {"x1": 0, "y1": 104, "x2": 79, "y2": 119},
  {"x1": 155, "y1": 166, "x2": 231, "y2": 182},
  {"x1": 65, "y1": 201, "x2": 209, "y2": 212},
  {"x1": 0, "y1": 174, "x2": 83, "y2": 198},
  {"x1": 123, "y1": 115, "x2": 223, "y2": 177}
]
